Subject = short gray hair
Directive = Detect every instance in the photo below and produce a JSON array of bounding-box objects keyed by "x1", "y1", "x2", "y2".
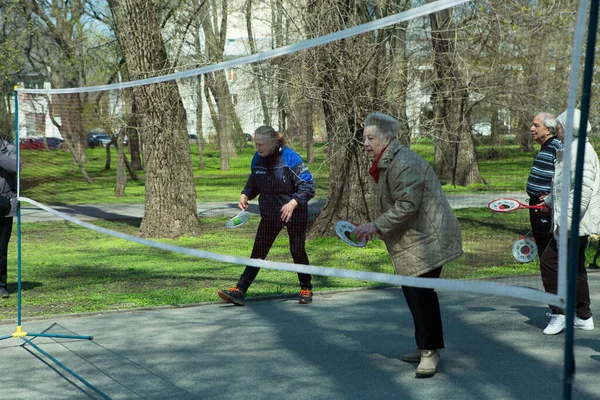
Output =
[
  {"x1": 364, "y1": 112, "x2": 400, "y2": 139},
  {"x1": 537, "y1": 112, "x2": 557, "y2": 135}
]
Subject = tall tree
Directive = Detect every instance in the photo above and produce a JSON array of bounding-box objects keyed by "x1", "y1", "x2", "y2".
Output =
[
  {"x1": 306, "y1": 0, "x2": 412, "y2": 238},
  {"x1": 21, "y1": 0, "x2": 91, "y2": 164},
  {"x1": 427, "y1": 3, "x2": 484, "y2": 186},
  {"x1": 245, "y1": 0, "x2": 271, "y2": 126},
  {"x1": 108, "y1": 0, "x2": 201, "y2": 238},
  {"x1": 199, "y1": 0, "x2": 242, "y2": 171},
  {"x1": 0, "y1": 0, "x2": 29, "y2": 141}
]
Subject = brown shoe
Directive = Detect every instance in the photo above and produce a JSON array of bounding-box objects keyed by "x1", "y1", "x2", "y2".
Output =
[
  {"x1": 401, "y1": 348, "x2": 421, "y2": 363},
  {"x1": 415, "y1": 349, "x2": 440, "y2": 378}
]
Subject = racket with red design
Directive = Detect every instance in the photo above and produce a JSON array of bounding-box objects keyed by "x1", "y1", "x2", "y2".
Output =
[
  {"x1": 488, "y1": 198, "x2": 545, "y2": 213},
  {"x1": 512, "y1": 236, "x2": 538, "y2": 263}
]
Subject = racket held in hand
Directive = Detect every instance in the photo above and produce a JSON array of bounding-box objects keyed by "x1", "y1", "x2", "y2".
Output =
[
  {"x1": 488, "y1": 198, "x2": 545, "y2": 213},
  {"x1": 335, "y1": 220, "x2": 367, "y2": 247},
  {"x1": 225, "y1": 210, "x2": 250, "y2": 229}
]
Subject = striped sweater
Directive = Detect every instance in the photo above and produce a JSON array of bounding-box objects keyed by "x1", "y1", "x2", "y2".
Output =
[{"x1": 527, "y1": 137, "x2": 563, "y2": 199}]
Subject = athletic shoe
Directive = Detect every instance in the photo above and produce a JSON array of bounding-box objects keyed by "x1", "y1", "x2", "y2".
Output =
[
  {"x1": 574, "y1": 316, "x2": 594, "y2": 331},
  {"x1": 415, "y1": 350, "x2": 440, "y2": 378},
  {"x1": 401, "y1": 348, "x2": 421, "y2": 363},
  {"x1": 217, "y1": 287, "x2": 245, "y2": 306},
  {"x1": 543, "y1": 313, "x2": 566, "y2": 335},
  {"x1": 299, "y1": 289, "x2": 313, "y2": 304},
  {"x1": 0, "y1": 287, "x2": 8, "y2": 299}
]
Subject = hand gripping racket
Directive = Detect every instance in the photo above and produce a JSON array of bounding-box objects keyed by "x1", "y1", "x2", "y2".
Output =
[
  {"x1": 488, "y1": 198, "x2": 545, "y2": 213},
  {"x1": 335, "y1": 220, "x2": 367, "y2": 248},
  {"x1": 225, "y1": 210, "x2": 250, "y2": 229}
]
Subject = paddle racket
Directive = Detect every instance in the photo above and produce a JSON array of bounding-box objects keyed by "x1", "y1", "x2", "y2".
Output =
[
  {"x1": 512, "y1": 236, "x2": 538, "y2": 263},
  {"x1": 225, "y1": 210, "x2": 250, "y2": 229},
  {"x1": 335, "y1": 220, "x2": 367, "y2": 248},
  {"x1": 488, "y1": 198, "x2": 545, "y2": 213}
]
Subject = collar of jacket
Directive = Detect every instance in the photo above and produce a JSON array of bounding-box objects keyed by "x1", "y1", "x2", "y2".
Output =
[{"x1": 377, "y1": 138, "x2": 404, "y2": 169}]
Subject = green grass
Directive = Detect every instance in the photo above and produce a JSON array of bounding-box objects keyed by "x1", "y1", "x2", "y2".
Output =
[
  {"x1": 19, "y1": 140, "x2": 539, "y2": 204},
  {"x1": 7, "y1": 140, "x2": 599, "y2": 321},
  {"x1": 2, "y1": 207, "x2": 595, "y2": 321}
]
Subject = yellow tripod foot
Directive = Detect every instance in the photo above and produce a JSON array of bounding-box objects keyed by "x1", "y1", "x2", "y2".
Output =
[{"x1": 12, "y1": 326, "x2": 27, "y2": 338}]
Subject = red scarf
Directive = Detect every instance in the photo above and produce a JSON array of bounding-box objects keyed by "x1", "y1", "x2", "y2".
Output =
[{"x1": 368, "y1": 142, "x2": 390, "y2": 183}]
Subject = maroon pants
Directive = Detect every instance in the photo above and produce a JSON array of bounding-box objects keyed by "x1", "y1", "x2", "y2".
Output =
[{"x1": 539, "y1": 236, "x2": 592, "y2": 319}]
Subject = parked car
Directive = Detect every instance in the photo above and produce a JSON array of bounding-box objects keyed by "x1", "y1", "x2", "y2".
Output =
[
  {"x1": 44, "y1": 137, "x2": 64, "y2": 150},
  {"x1": 244, "y1": 133, "x2": 253, "y2": 142},
  {"x1": 87, "y1": 133, "x2": 103, "y2": 148},
  {"x1": 19, "y1": 138, "x2": 44, "y2": 150},
  {"x1": 87, "y1": 131, "x2": 112, "y2": 147},
  {"x1": 188, "y1": 134, "x2": 207, "y2": 143}
]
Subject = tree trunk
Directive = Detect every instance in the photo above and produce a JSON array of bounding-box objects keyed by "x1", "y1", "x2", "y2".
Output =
[
  {"x1": 199, "y1": 0, "x2": 240, "y2": 170},
  {"x1": 246, "y1": 0, "x2": 271, "y2": 126},
  {"x1": 125, "y1": 89, "x2": 143, "y2": 171},
  {"x1": 109, "y1": 0, "x2": 201, "y2": 238},
  {"x1": 428, "y1": 6, "x2": 484, "y2": 186},
  {"x1": 46, "y1": 94, "x2": 93, "y2": 183},
  {"x1": 114, "y1": 132, "x2": 126, "y2": 197},
  {"x1": 490, "y1": 108, "x2": 501, "y2": 147},
  {"x1": 191, "y1": 0, "x2": 205, "y2": 169}
]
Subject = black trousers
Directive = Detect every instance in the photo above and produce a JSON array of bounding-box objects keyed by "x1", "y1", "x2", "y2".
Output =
[
  {"x1": 0, "y1": 217, "x2": 13, "y2": 288},
  {"x1": 237, "y1": 217, "x2": 312, "y2": 293},
  {"x1": 539, "y1": 236, "x2": 592, "y2": 319},
  {"x1": 528, "y1": 198, "x2": 553, "y2": 259},
  {"x1": 402, "y1": 267, "x2": 444, "y2": 350}
]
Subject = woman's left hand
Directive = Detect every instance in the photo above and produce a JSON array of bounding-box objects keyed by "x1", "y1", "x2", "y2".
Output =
[{"x1": 280, "y1": 199, "x2": 298, "y2": 222}]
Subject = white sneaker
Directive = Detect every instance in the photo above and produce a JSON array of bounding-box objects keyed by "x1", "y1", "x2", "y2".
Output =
[
  {"x1": 574, "y1": 316, "x2": 594, "y2": 331},
  {"x1": 543, "y1": 313, "x2": 566, "y2": 335}
]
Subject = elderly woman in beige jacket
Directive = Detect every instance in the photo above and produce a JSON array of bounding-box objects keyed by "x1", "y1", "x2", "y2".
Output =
[
  {"x1": 352, "y1": 112, "x2": 463, "y2": 378},
  {"x1": 540, "y1": 108, "x2": 599, "y2": 335}
]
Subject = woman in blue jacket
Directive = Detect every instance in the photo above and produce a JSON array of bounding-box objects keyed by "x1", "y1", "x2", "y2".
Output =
[{"x1": 218, "y1": 126, "x2": 315, "y2": 306}]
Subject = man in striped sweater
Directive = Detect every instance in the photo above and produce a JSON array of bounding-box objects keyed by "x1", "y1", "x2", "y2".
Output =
[{"x1": 527, "y1": 113, "x2": 563, "y2": 258}]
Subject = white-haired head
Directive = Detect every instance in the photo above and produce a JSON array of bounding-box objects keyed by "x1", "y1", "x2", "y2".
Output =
[{"x1": 556, "y1": 108, "x2": 591, "y2": 138}]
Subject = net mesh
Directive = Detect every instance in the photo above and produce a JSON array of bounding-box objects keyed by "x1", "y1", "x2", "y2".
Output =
[{"x1": 12, "y1": 0, "x2": 593, "y2": 316}]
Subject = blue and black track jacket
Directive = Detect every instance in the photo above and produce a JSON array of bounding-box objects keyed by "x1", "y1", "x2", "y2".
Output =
[{"x1": 242, "y1": 144, "x2": 315, "y2": 222}]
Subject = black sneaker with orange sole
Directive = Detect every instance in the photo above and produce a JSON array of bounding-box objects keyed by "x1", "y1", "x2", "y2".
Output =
[
  {"x1": 299, "y1": 288, "x2": 313, "y2": 304},
  {"x1": 217, "y1": 287, "x2": 246, "y2": 306}
]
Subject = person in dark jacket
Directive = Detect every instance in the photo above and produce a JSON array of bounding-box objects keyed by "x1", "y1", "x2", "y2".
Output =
[
  {"x1": 0, "y1": 138, "x2": 20, "y2": 298},
  {"x1": 527, "y1": 113, "x2": 562, "y2": 260},
  {"x1": 217, "y1": 126, "x2": 315, "y2": 306}
]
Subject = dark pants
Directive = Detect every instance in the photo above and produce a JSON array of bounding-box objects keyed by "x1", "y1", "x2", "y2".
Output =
[
  {"x1": 529, "y1": 198, "x2": 553, "y2": 259},
  {"x1": 0, "y1": 217, "x2": 13, "y2": 288},
  {"x1": 237, "y1": 217, "x2": 312, "y2": 293},
  {"x1": 402, "y1": 267, "x2": 444, "y2": 350},
  {"x1": 539, "y1": 236, "x2": 592, "y2": 319}
]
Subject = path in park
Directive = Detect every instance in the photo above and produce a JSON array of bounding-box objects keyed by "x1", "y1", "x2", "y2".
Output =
[
  {"x1": 0, "y1": 273, "x2": 598, "y2": 399},
  {"x1": 19, "y1": 191, "x2": 527, "y2": 222}
]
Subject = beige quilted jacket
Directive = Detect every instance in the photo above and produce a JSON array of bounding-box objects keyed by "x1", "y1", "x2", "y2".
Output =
[{"x1": 372, "y1": 139, "x2": 463, "y2": 277}]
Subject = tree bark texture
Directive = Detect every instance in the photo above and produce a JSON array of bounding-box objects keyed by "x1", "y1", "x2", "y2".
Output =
[
  {"x1": 428, "y1": 6, "x2": 484, "y2": 186},
  {"x1": 109, "y1": 0, "x2": 201, "y2": 238}
]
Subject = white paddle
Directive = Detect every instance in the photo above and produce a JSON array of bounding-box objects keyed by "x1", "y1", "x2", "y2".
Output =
[
  {"x1": 225, "y1": 210, "x2": 250, "y2": 229},
  {"x1": 335, "y1": 220, "x2": 367, "y2": 248},
  {"x1": 512, "y1": 236, "x2": 537, "y2": 263},
  {"x1": 488, "y1": 198, "x2": 544, "y2": 213}
]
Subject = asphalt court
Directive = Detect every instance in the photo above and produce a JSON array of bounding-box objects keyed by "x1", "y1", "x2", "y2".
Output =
[{"x1": 0, "y1": 273, "x2": 598, "y2": 399}]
